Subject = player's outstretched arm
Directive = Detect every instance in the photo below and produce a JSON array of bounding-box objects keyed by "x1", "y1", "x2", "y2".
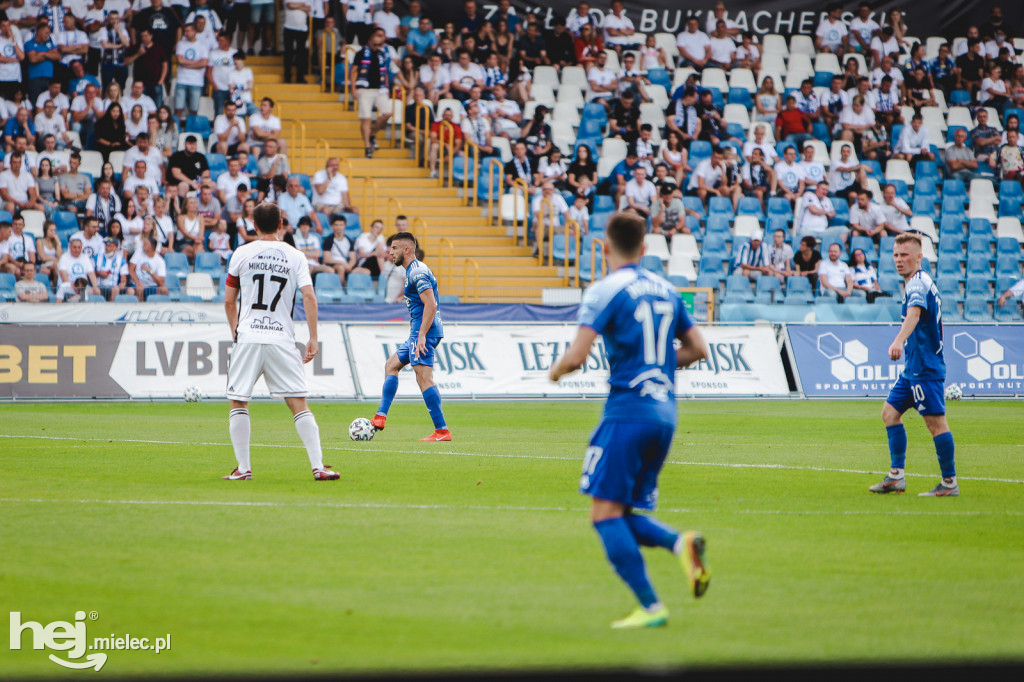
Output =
[
  {"x1": 549, "y1": 326, "x2": 599, "y2": 382},
  {"x1": 676, "y1": 326, "x2": 709, "y2": 368},
  {"x1": 888, "y1": 305, "x2": 920, "y2": 360},
  {"x1": 301, "y1": 284, "x2": 318, "y2": 364}
]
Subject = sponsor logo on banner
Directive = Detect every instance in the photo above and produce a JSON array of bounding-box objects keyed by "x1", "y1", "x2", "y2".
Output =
[
  {"x1": 108, "y1": 323, "x2": 356, "y2": 398},
  {"x1": 348, "y1": 324, "x2": 789, "y2": 397},
  {"x1": 788, "y1": 324, "x2": 1024, "y2": 396},
  {"x1": 0, "y1": 325, "x2": 128, "y2": 399}
]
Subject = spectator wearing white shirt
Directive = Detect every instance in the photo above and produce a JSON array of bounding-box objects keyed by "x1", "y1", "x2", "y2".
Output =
[
  {"x1": 870, "y1": 57, "x2": 904, "y2": 88},
  {"x1": 849, "y1": 189, "x2": 888, "y2": 239},
  {"x1": 742, "y1": 125, "x2": 778, "y2": 166},
  {"x1": 622, "y1": 165, "x2": 657, "y2": 218},
  {"x1": 707, "y1": 21, "x2": 736, "y2": 69},
  {"x1": 122, "y1": 160, "x2": 161, "y2": 200},
  {"x1": 35, "y1": 81, "x2": 69, "y2": 119},
  {"x1": 352, "y1": 219, "x2": 388, "y2": 277},
  {"x1": 586, "y1": 51, "x2": 617, "y2": 107},
  {"x1": 870, "y1": 26, "x2": 900, "y2": 67},
  {"x1": 829, "y1": 143, "x2": 870, "y2": 203},
  {"x1": 292, "y1": 216, "x2": 332, "y2": 274},
  {"x1": 0, "y1": 153, "x2": 42, "y2": 214},
  {"x1": 880, "y1": 183, "x2": 911, "y2": 234},
  {"x1": 173, "y1": 23, "x2": 209, "y2": 120},
  {"x1": 247, "y1": 97, "x2": 283, "y2": 153},
  {"x1": 892, "y1": 114, "x2": 934, "y2": 164},
  {"x1": 794, "y1": 80, "x2": 821, "y2": 124},
  {"x1": 206, "y1": 31, "x2": 235, "y2": 116},
  {"x1": 282, "y1": 0, "x2": 311, "y2": 85},
  {"x1": 227, "y1": 52, "x2": 257, "y2": 116},
  {"x1": 215, "y1": 157, "x2": 251, "y2": 206},
  {"x1": 602, "y1": 1, "x2": 639, "y2": 52},
  {"x1": 185, "y1": 0, "x2": 223, "y2": 48},
  {"x1": 767, "y1": 228, "x2": 794, "y2": 282},
  {"x1": 530, "y1": 181, "x2": 569, "y2": 252},
  {"x1": 373, "y1": 0, "x2": 402, "y2": 47},
  {"x1": 820, "y1": 75, "x2": 850, "y2": 136},
  {"x1": 56, "y1": 13, "x2": 89, "y2": 68},
  {"x1": 448, "y1": 48, "x2": 485, "y2": 102},
  {"x1": 311, "y1": 157, "x2": 354, "y2": 215},
  {"x1": 57, "y1": 236, "x2": 101, "y2": 301},
  {"x1": 122, "y1": 134, "x2": 164, "y2": 183},
  {"x1": 344, "y1": 0, "x2": 375, "y2": 45},
  {"x1": 815, "y1": 5, "x2": 849, "y2": 56},
  {"x1": 773, "y1": 145, "x2": 805, "y2": 203},
  {"x1": 817, "y1": 242, "x2": 854, "y2": 300},
  {"x1": 33, "y1": 99, "x2": 72, "y2": 149},
  {"x1": 798, "y1": 144, "x2": 827, "y2": 187},
  {"x1": 121, "y1": 80, "x2": 157, "y2": 120},
  {"x1": 677, "y1": 16, "x2": 711, "y2": 70},
  {"x1": 418, "y1": 53, "x2": 452, "y2": 105},
  {"x1": 849, "y1": 2, "x2": 880, "y2": 55},
  {"x1": 128, "y1": 237, "x2": 168, "y2": 301},
  {"x1": 212, "y1": 100, "x2": 249, "y2": 155},
  {"x1": 872, "y1": 76, "x2": 903, "y2": 130},
  {"x1": 839, "y1": 94, "x2": 876, "y2": 155},
  {"x1": 797, "y1": 182, "x2": 841, "y2": 243},
  {"x1": 687, "y1": 145, "x2": 742, "y2": 210}
]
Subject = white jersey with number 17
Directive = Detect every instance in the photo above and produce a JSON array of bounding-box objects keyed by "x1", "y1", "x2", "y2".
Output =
[{"x1": 226, "y1": 240, "x2": 312, "y2": 347}]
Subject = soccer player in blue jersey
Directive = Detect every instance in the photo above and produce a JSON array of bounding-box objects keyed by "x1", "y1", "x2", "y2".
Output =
[
  {"x1": 871, "y1": 232, "x2": 959, "y2": 497},
  {"x1": 549, "y1": 212, "x2": 711, "y2": 629},
  {"x1": 369, "y1": 232, "x2": 451, "y2": 441}
]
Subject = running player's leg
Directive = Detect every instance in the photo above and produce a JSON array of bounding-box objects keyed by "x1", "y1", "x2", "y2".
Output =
[
  {"x1": 373, "y1": 350, "x2": 408, "y2": 429},
  {"x1": 413, "y1": 364, "x2": 448, "y2": 437},
  {"x1": 224, "y1": 343, "x2": 263, "y2": 479},
  {"x1": 592, "y1": 498, "x2": 665, "y2": 623},
  {"x1": 873, "y1": 377, "x2": 913, "y2": 493}
]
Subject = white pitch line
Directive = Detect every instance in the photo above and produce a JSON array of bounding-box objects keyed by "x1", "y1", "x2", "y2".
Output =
[
  {"x1": 0, "y1": 497, "x2": 1020, "y2": 517},
  {"x1": 1, "y1": 433, "x2": 1023, "y2": 485}
]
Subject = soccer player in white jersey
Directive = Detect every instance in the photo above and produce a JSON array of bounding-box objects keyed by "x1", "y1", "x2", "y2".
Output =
[
  {"x1": 222, "y1": 202, "x2": 339, "y2": 481},
  {"x1": 550, "y1": 212, "x2": 711, "y2": 629}
]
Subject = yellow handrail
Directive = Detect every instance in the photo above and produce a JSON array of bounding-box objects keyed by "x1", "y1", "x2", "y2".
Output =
[
  {"x1": 538, "y1": 197, "x2": 556, "y2": 266},
  {"x1": 285, "y1": 118, "x2": 307, "y2": 173},
  {"x1": 361, "y1": 176, "x2": 379, "y2": 217},
  {"x1": 343, "y1": 46, "x2": 355, "y2": 110},
  {"x1": 314, "y1": 138, "x2": 330, "y2": 170},
  {"x1": 391, "y1": 84, "x2": 405, "y2": 149},
  {"x1": 438, "y1": 120, "x2": 456, "y2": 188},
  {"x1": 510, "y1": 178, "x2": 529, "y2": 246},
  {"x1": 481, "y1": 156, "x2": 500, "y2": 225},
  {"x1": 438, "y1": 237, "x2": 454, "y2": 291},
  {"x1": 463, "y1": 257, "x2": 479, "y2": 303},
  {"x1": 564, "y1": 218, "x2": 581, "y2": 288},
  {"x1": 413, "y1": 101, "x2": 431, "y2": 166},
  {"x1": 461, "y1": 136, "x2": 481, "y2": 206},
  {"x1": 320, "y1": 26, "x2": 337, "y2": 93},
  {"x1": 386, "y1": 196, "x2": 403, "y2": 228},
  {"x1": 412, "y1": 217, "x2": 427, "y2": 242},
  {"x1": 591, "y1": 237, "x2": 607, "y2": 281},
  {"x1": 307, "y1": 14, "x2": 314, "y2": 80}
]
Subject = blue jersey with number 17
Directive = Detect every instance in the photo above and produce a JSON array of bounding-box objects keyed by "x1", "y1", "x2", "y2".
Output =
[
  {"x1": 404, "y1": 259, "x2": 443, "y2": 339},
  {"x1": 577, "y1": 264, "x2": 693, "y2": 427},
  {"x1": 902, "y1": 269, "x2": 944, "y2": 381}
]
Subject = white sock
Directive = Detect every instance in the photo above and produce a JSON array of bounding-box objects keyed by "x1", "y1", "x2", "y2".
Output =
[
  {"x1": 293, "y1": 410, "x2": 324, "y2": 470},
  {"x1": 890, "y1": 468, "x2": 905, "y2": 479},
  {"x1": 645, "y1": 601, "x2": 665, "y2": 613},
  {"x1": 944, "y1": 476, "x2": 957, "y2": 486},
  {"x1": 229, "y1": 408, "x2": 251, "y2": 472}
]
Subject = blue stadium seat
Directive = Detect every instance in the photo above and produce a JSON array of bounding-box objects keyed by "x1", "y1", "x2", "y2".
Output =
[
  {"x1": 994, "y1": 299, "x2": 1023, "y2": 321},
  {"x1": 936, "y1": 254, "x2": 963, "y2": 281},
  {"x1": 996, "y1": 237, "x2": 1022, "y2": 258},
  {"x1": 942, "y1": 178, "x2": 967, "y2": 201},
  {"x1": 438, "y1": 294, "x2": 462, "y2": 305},
  {"x1": 146, "y1": 293, "x2": 173, "y2": 302},
  {"x1": 185, "y1": 115, "x2": 211, "y2": 136},
  {"x1": 862, "y1": 159, "x2": 883, "y2": 181},
  {"x1": 682, "y1": 196, "x2": 706, "y2": 219},
  {"x1": 830, "y1": 201, "x2": 849, "y2": 226},
  {"x1": 949, "y1": 89, "x2": 972, "y2": 106},
  {"x1": 996, "y1": 254, "x2": 1021, "y2": 278},
  {"x1": 965, "y1": 275, "x2": 991, "y2": 299},
  {"x1": 452, "y1": 155, "x2": 474, "y2": 183},
  {"x1": 113, "y1": 293, "x2": 138, "y2": 303},
  {"x1": 766, "y1": 215, "x2": 791, "y2": 239},
  {"x1": 878, "y1": 255, "x2": 897, "y2": 277},
  {"x1": 813, "y1": 71, "x2": 833, "y2": 87},
  {"x1": 723, "y1": 275, "x2": 754, "y2": 302},
  {"x1": 342, "y1": 272, "x2": 375, "y2": 302},
  {"x1": 708, "y1": 196, "x2": 734, "y2": 219},
  {"x1": 754, "y1": 275, "x2": 780, "y2": 304},
  {"x1": 194, "y1": 252, "x2": 224, "y2": 280},
  {"x1": 698, "y1": 257, "x2": 726, "y2": 278},
  {"x1": 786, "y1": 276, "x2": 811, "y2": 294},
  {"x1": 667, "y1": 274, "x2": 690, "y2": 287},
  {"x1": 0, "y1": 272, "x2": 15, "y2": 301},
  {"x1": 998, "y1": 180, "x2": 1024, "y2": 202},
  {"x1": 914, "y1": 176, "x2": 939, "y2": 197},
  {"x1": 340, "y1": 211, "x2": 362, "y2": 239},
  {"x1": 476, "y1": 158, "x2": 504, "y2": 201},
  {"x1": 736, "y1": 196, "x2": 764, "y2": 220},
  {"x1": 915, "y1": 160, "x2": 939, "y2": 182},
  {"x1": 878, "y1": 274, "x2": 902, "y2": 298},
  {"x1": 727, "y1": 87, "x2": 752, "y2": 109},
  {"x1": 594, "y1": 195, "x2": 615, "y2": 213},
  {"x1": 580, "y1": 103, "x2": 608, "y2": 128},
  {"x1": 162, "y1": 252, "x2": 189, "y2": 282},
  {"x1": 578, "y1": 235, "x2": 604, "y2": 282},
  {"x1": 912, "y1": 195, "x2": 938, "y2": 221},
  {"x1": 939, "y1": 214, "x2": 965, "y2": 238},
  {"x1": 967, "y1": 234, "x2": 993, "y2": 256},
  {"x1": 783, "y1": 289, "x2": 812, "y2": 304},
  {"x1": 314, "y1": 272, "x2": 344, "y2": 302},
  {"x1": 589, "y1": 210, "x2": 611, "y2": 234},
  {"x1": 647, "y1": 68, "x2": 671, "y2": 91},
  {"x1": 963, "y1": 298, "x2": 992, "y2": 322},
  {"x1": 968, "y1": 217, "x2": 994, "y2": 240},
  {"x1": 54, "y1": 210, "x2": 78, "y2": 232},
  {"x1": 207, "y1": 152, "x2": 228, "y2": 178},
  {"x1": 938, "y1": 232, "x2": 965, "y2": 257},
  {"x1": 998, "y1": 196, "x2": 1022, "y2": 217},
  {"x1": 937, "y1": 280, "x2": 963, "y2": 303},
  {"x1": 941, "y1": 196, "x2": 967, "y2": 221},
  {"x1": 767, "y1": 197, "x2": 793, "y2": 221},
  {"x1": 703, "y1": 86, "x2": 724, "y2": 108},
  {"x1": 695, "y1": 273, "x2": 721, "y2": 291},
  {"x1": 641, "y1": 254, "x2": 665, "y2": 275},
  {"x1": 725, "y1": 122, "x2": 746, "y2": 143}
]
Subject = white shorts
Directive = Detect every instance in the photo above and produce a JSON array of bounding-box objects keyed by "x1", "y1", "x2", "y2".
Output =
[
  {"x1": 357, "y1": 88, "x2": 390, "y2": 119},
  {"x1": 226, "y1": 342, "x2": 307, "y2": 401}
]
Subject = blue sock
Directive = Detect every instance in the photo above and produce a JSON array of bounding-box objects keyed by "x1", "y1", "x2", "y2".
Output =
[
  {"x1": 624, "y1": 513, "x2": 680, "y2": 551},
  {"x1": 593, "y1": 518, "x2": 658, "y2": 608},
  {"x1": 886, "y1": 424, "x2": 907, "y2": 469},
  {"x1": 376, "y1": 375, "x2": 398, "y2": 416},
  {"x1": 934, "y1": 432, "x2": 956, "y2": 478},
  {"x1": 421, "y1": 386, "x2": 447, "y2": 429}
]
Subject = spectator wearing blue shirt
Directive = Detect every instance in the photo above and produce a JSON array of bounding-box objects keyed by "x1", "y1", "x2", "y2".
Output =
[
  {"x1": 405, "y1": 16, "x2": 438, "y2": 65},
  {"x1": 25, "y1": 23, "x2": 61, "y2": 103},
  {"x1": 69, "y1": 59, "x2": 102, "y2": 98},
  {"x1": 608, "y1": 147, "x2": 641, "y2": 203},
  {"x1": 279, "y1": 176, "x2": 321, "y2": 233},
  {"x1": 929, "y1": 43, "x2": 956, "y2": 96},
  {"x1": 3, "y1": 107, "x2": 36, "y2": 151}
]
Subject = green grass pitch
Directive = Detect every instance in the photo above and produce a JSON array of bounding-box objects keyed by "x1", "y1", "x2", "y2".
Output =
[{"x1": 1, "y1": 400, "x2": 1022, "y2": 677}]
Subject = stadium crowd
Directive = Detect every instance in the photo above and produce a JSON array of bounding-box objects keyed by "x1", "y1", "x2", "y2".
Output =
[{"x1": 0, "y1": 1, "x2": 1022, "y2": 320}]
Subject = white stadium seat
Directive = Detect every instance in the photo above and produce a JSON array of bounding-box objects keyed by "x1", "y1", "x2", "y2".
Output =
[
  {"x1": 667, "y1": 253, "x2": 698, "y2": 281},
  {"x1": 761, "y1": 34, "x2": 789, "y2": 58},
  {"x1": 996, "y1": 217, "x2": 1024, "y2": 243},
  {"x1": 728, "y1": 68, "x2": 757, "y2": 93},
  {"x1": 671, "y1": 233, "x2": 700, "y2": 260},
  {"x1": 644, "y1": 233, "x2": 671, "y2": 261}
]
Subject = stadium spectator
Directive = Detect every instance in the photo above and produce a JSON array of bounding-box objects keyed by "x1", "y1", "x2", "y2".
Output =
[
  {"x1": 322, "y1": 215, "x2": 356, "y2": 283},
  {"x1": 174, "y1": 194, "x2": 204, "y2": 259},
  {"x1": 123, "y1": 33, "x2": 168, "y2": 113},
  {"x1": 752, "y1": 77, "x2": 781, "y2": 128},
  {"x1": 849, "y1": 3, "x2": 879, "y2": 55},
  {"x1": 99, "y1": 10, "x2": 131, "y2": 90},
  {"x1": 892, "y1": 114, "x2": 934, "y2": 164},
  {"x1": 312, "y1": 157, "x2": 355, "y2": 217},
  {"x1": 622, "y1": 165, "x2": 657, "y2": 219},
  {"x1": 94, "y1": 103, "x2": 129, "y2": 161},
  {"x1": 568, "y1": 190, "x2": 591, "y2": 235},
  {"x1": 819, "y1": 75, "x2": 849, "y2": 137},
  {"x1": 818, "y1": 242, "x2": 855, "y2": 301},
  {"x1": 531, "y1": 180, "x2": 569, "y2": 253},
  {"x1": 870, "y1": 25, "x2": 900, "y2": 67},
  {"x1": 829, "y1": 143, "x2": 869, "y2": 204},
  {"x1": 36, "y1": 221, "x2": 61, "y2": 287},
  {"x1": 815, "y1": 4, "x2": 848, "y2": 56},
  {"x1": 15, "y1": 260, "x2": 48, "y2": 301},
  {"x1": 955, "y1": 38, "x2": 985, "y2": 98},
  {"x1": 0, "y1": 18, "x2": 24, "y2": 102},
  {"x1": 733, "y1": 229, "x2": 770, "y2": 280},
  {"x1": 871, "y1": 75, "x2": 902, "y2": 130},
  {"x1": 3, "y1": 107, "x2": 36, "y2": 153},
  {"x1": 799, "y1": 144, "x2": 827, "y2": 187},
  {"x1": 352, "y1": 219, "x2": 388, "y2": 277},
  {"x1": 235, "y1": 198, "x2": 257, "y2": 243},
  {"x1": 880, "y1": 184, "x2": 911, "y2": 234},
  {"x1": 32, "y1": 156, "x2": 57, "y2": 218},
  {"x1": 351, "y1": 27, "x2": 392, "y2": 159},
  {"x1": 707, "y1": 21, "x2": 736, "y2": 69},
  {"x1": 574, "y1": 23, "x2": 603, "y2": 72},
  {"x1": 970, "y1": 108, "x2": 1002, "y2": 172},
  {"x1": 517, "y1": 19, "x2": 549, "y2": 71},
  {"x1": 406, "y1": 16, "x2": 438, "y2": 64},
  {"x1": 676, "y1": 16, "x2": 710, "y2": 70},
  {"x1": 278, "y1": 175, "x2": 320, "y2": 233},
  {"x1": 773, "y1": 145, "x2": 805, "y2": 202},
  {"x1": 249, "y1": 0, "x2": 276, "y2": 55},
  {"x1": 0, "y1": 153, "x2": 43, "y2": 214},
  {"x1": 167, "y1": 134, "x2": 210, "y2": 195},
  {"x1": 289, "y1": 216, "x2": 327, "y2": 275},
  {"x1": 848, "y1": 187, "x2": 887, "y2": 240},
  {"x1": 25, "y1": 22, "x2": 60, "y2": 104},
  {"x1": 603, "y1": 1, "x2": 639, "y2": 53},
  {"x1": 997, "y1": 277, "x2": 1024, "y2": 308},
  {"x1": 776, "y1": 95, "x2": 812, "y2": 148},
  {"x1": 792, "y1": 235, "x2": 821, "y2": 290},
  {"x1": 57, "y1": 236, "x2": 101, "y2": 302},
  {"x1": 943, "y1": 128, "x2": 977, "y2": 183},
  {"x1": 95, "y1": 236, "x2": 131, "y2": 299},
  {"x1": 586, "y1": 50, "x2": 617, "y2": 110},
  {"x1": 767, "y1": 228, "x2": 793, "y2": 283},
  {"x1": 929, "y1": 44, "x2": 956, "y2": 96},
  {"x1": 132, "y1": 0, "x2": 183, "y2": 61},
  {"x1": 207, "y1": 217, "x2": 232, "y2": 264},
  {"x1": 696, "y1": 88, "x2": 729, "y2": 145},
  {"x1": 174, "y1": 24, "x2": 208, "y2": 121},
  {"x1": 797, "y1": 182, "x2": 839, "y2": 244},
  {"x1": 998, "y1": 129, "x2": 1024, "y2": 188},
  {"x1": 849, "y1": 248, "x2": 886, "y2": 302},
  {"x1": 742, "y1": 147, "x2": 775, "y2": 209},
  {"x1": 207, "y1": 32, "x2": 235, "y2": 116},
  {"x1": 3, "y1": 215, "x2": 36, "y2": 274},
  {"x1": 979, "y1": 64, "x2": 1010, "y2": 115},
  {"x1": 545, "y1": 16, "x2": 576, "y2": 71},
  {"x1": 129, "y1": 237, "x2": 168, "y2": 301},
  {"x1": 281, "y1": 0, "x2": 310, "y2": 85},
  {"x1": 666, "y1": 85, "x2": 701, "y2": 145},
  {"x1": 687, "y1": 144, "x2": 741, "y2": 210}
]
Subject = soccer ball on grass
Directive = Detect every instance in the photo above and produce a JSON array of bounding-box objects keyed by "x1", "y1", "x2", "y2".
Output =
[
  {"x1": 184, "y1": 385, "x2": 203, "y2": 403},
  {"x1": 349, "y1": 418, "x2": 376, "y2": 441},
  {"x1": 944, "y1": 384, "x2": 963, "y2": 401}
]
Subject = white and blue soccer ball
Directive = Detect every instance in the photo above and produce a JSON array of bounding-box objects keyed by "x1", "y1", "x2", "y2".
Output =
[
  {"x1": 944, "y1": 384, "x2": 963, "y2": 401},
  {"x1": 183, "y1": 385, "x2": 203, "y2": 403},
  {"x1": 349, "y1": 417, "x2": 376, "y2": 441}
]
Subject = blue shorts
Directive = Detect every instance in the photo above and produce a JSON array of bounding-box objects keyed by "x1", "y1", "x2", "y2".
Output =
[
  {"x1": 396, "y1": 334, "x2": 440, "y2": 367},
  {"x1": 580, "y1": 420, "x2": 675, "y2": 511},
  {"x1": 886, "y1": 376, "x2": 946, "y2": 416}
]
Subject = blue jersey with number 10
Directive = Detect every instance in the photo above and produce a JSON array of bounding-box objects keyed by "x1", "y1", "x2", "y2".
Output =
[
  {"x1": 577, "y1": 264, "x2": 693, "y2": 427},
  {"x1": 404, "y1": 259, "x2": 443, "y2": 339},
  {"x1": 902, "y1": 269, "x2": 944, "y2": 381}
]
